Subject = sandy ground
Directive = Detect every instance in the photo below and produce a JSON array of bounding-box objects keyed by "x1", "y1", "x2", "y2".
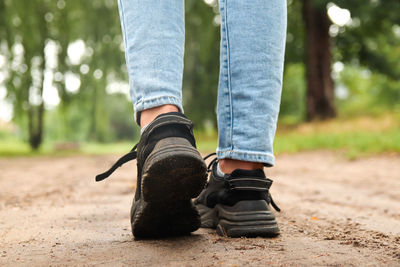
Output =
[{"x1": 0, "y1": 151, "x2": 399, "y2": 266}]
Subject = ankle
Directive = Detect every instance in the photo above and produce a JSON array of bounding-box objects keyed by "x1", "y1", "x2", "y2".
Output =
[
  {"x1": 140, "y1": 105, "x2": 179, "y2": 128},
  {"x1": 218, "y1": 159, "x2": 264, "y2": 174}
]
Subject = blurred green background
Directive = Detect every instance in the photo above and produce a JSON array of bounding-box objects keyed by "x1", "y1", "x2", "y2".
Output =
[{"x1": 0, "y1": 0, "x2": 399, "y2": 158}]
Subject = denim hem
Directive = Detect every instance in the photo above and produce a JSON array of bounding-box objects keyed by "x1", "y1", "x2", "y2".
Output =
[
  {"x1": 133, "y1": 96, "x2": 184, "y2": 122},
  {"x1": 216, "y1": 148, "x2": 275, "y2": 167}
]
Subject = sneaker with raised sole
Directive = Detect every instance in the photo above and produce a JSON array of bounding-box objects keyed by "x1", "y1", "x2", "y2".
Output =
[
  {"x1": 96, "y1": 112, "x2": 207, "y2": 238},
  {"x1": 194, "y1": 155, "x2": 280, "y2": 237}
]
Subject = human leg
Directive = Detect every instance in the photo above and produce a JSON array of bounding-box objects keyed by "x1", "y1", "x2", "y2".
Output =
[
  {"x1": 96, "y1": 0, "x2": 207, "y2": 238},
  {"x1": 118, "y1": 0, "x2": 185, "y2": 125},
  {"x1": 217, "y1": 0, "x2": 287, "y2": 168},
  {"x1": 140, "y1": 105, "x2": 179, "y2": 128},
  {"x1": 195, "y1": 0, "x2": 287, "y2": 237}
]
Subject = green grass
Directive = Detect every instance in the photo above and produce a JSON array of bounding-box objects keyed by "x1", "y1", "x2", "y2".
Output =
[
  {"x1": 273, "y1": 112, "x2": 400, "y2": 158},
  {"x1": 1, "y1": 114, "x2": 399, "y2": 159},
  {"x1": 0, "y1": 138, "x2": 35, "y2": 157},
  {"x1": 274, "y1": 128, "x2": 400, "y2": 159},
  {"x1": 0, "y1": 137, "x2": 136, "y2": 157},
  {"x1": 81, "y1": 142, "x2": 136, "y2": 155},
  {"x1": 194, "y1": 128, "x2": 400, "y2": 159}
]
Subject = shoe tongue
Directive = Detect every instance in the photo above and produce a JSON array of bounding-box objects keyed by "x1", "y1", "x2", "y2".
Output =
[{"x1": 229, "y1": 168, "x2": 265, "y2": 178}]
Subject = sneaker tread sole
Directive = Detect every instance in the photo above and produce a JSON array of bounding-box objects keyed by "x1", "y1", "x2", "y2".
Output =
[{"x1": 131, "y1": 138, "x2": 207, "y2": 238}]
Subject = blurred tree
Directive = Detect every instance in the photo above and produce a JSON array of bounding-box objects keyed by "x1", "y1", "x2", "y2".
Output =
[
  {"x1": 48, "y1": 0, "x2": 127, "y2": 142},
  {"x1": 280, "y1": 0, "x2": 307, "y2": 122},
  {"x1": 1, "y1": 0, "x2": 399, "y2": 148},
  {"x1": 302, "y1": 0, "x2": 336, "y2": 120},
  {"x1": 335, "y1": 0, "x2": 400, "y2": 107},
  {"x1": 2, "y1": 0, "x2": 50, "y2": 149},
  {"x1": 183, "y1": 0, "x2": 220, "y2": 129},
  {"x1": 2, "y1": 0, "x2": 131, "y2": 148},
  {"x1": 334, "y1": 0, "x2": 400, "y2": 73},
  {"x1": 300, "y1": 0, "x2": 400, "y2": 120}
]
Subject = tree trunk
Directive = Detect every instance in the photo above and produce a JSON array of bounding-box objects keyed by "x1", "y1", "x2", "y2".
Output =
[
  {"x1": 27, "y1": 52, "x2": 45, "y2": 150},
  {"x1": 28, "y1": 104, "x2": 44, "y2": 150},
  {"x1": 22, "y1": 52, "x2": 42, "y2": 151},
  {"x1": 28, "y1": 4, "x2": 47, "y2": 150},
  {"x1": 302, "y1": 0, "x2": 336, "y2": 120}
]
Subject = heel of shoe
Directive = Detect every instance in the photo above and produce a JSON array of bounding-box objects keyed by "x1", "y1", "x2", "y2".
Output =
[
  {"x1": 131, "y1": 199, "x2": 201, "y2": 238},
  {"x1": 216, "y1": 200, "x2": 280, "y2": 237}
]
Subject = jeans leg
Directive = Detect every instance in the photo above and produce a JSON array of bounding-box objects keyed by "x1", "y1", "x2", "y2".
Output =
[
  {"x1": 118, "y1": 0, "x2": 185, "y2": 122},
  {"x1": 217, "y1": 0, "x2": 287, "y2": 166}
]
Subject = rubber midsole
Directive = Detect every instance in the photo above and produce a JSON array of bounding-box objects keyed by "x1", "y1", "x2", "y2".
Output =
[{"x1": 197, "y1": 200, "x2": 279, "y2": 235}]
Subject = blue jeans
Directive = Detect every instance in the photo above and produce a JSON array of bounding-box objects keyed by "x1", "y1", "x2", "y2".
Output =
[{"x1": 118, "y1": 0, "x2": 287, "y2": 166}]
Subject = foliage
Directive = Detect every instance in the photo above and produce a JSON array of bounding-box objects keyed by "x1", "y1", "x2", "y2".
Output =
[
  {"x1": 333, "y1": 0, "x2": 400, "y2": 108},
  {"x1": 283, "y1": 0, "x2": 400, "y2": 121},
  {"x1": 279, "y1": 64, "x2": 306, "y2": 123},
  {"x1": 1, "y1": 0, "x2": 135, "y2": 148},
  {"x1": 183, "y1": 0, "x2": 220, "y2": 128},
  {"x1": 285, "y1": 0, "x2": 306, "y2": 64},
  {"x1": 0, "y1": 0, "x2": 400, "y2": 150}
]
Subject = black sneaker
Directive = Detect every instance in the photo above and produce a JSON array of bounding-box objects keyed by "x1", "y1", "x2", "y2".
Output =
[
  {"x1": 96, "y1": 112, "x2": 207, "y2": 238},
  {"x1": 194, "y1": 154, "x2": 281, "y2": 237}
]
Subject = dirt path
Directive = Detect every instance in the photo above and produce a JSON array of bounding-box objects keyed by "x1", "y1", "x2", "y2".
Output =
[{"x1": 0, "y1": 151, "x2": 399, "y2": 266}]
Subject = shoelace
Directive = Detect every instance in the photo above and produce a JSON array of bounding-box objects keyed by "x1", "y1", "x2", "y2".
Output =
[
  {"x1": 204, "y1": 152, "x2": 218, "y2": 173},
  {"x1": 95, "y1": 144, "x2": 138, "y2": 182},
  {"x1": 202, "y1": 152, "x2": 281, "y2": 212},
  {"x1": 96, "y1": 149, "x2": 280, "y2": 212}
]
